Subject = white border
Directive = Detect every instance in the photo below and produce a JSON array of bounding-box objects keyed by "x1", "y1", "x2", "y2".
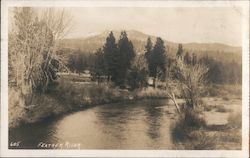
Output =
[{"x1": 1, "y1": 1, "x2": 249, "y2": 157}]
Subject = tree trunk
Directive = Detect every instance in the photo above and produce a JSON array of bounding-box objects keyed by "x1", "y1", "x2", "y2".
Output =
[
  {"x1": 168, "y1": 91, "x2": 181, "y2": 114},
  {"x1": 172, "y1": 92, "x2": 181, "y2": 114}
]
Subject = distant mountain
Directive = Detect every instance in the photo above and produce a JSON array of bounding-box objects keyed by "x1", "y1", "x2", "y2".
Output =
[{"x1": 59, "y1": 30, "x2": 242, "y2": 63}]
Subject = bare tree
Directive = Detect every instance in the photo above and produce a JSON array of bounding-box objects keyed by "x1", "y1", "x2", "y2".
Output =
[
  {"x1": 176, "y1": 58, "x2": 208, "y2": 109},
  {"x1": 166, "y1": 58, "x2": 208, "y2": 114},
  {"x1": 9, "y1": 7, "x2": 72, "y2": 99}
]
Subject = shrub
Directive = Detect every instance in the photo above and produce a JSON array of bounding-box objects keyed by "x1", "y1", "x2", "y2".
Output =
[
  {"x1": 204, "y1": 105, "x2": 213, "y2": 111},
  {"x1": 136, "y1": 87, "x2": 167, "y2": 99},
  {"x1": 227, "y1": 112, "x2": 242, "y2": 129},
  {"x1": 182, "y1": 131, "x2": 217, "y2": 150},
  {"x1": 172, "y1": 109, "x2": 206, "y2": 142},
  {"x1": 9, "y1": 88, "x2": 26, "y2": 128},
  {"x1": 49, "y1": 78, "x2": 126, "y2": 107},
  {"x1": 214, "y1": 105, "x2": 232, "y2": 113},
  {"x1": 205, "y1": 84, "x2": 242, "y2": 98},
  {"x1": 222, "y1": 96, "x2": 230, "y2": 101}
]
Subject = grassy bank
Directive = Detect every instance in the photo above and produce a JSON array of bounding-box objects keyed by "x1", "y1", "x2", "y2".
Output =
[
  {"x1": 9, "y1": 80, "x2": 242, "y2": 150},
  {"x1": 171, "y1": 86, "x2": 242, "y2": 150},
  {"x1": 172, "y1": 110, "x2": 241, "y2": 150},
  {"x1": 9, "y1": 78, "x2": 170, "y2": 128}
]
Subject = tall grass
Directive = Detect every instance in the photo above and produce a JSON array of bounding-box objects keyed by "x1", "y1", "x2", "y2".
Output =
[
  {"x1": 50, "y1": 78, "x2": 126, "y2": 107},
  {"x1": 227, "y1": 112, "x2": 242, "y2": 129},
  {"x1": 172, "y1": 109, "x2": 206, "y2": 141},
  {"x1": 135, "y1": 87, "x2": 167, "y2": 99},
  {"x1": 170, "y1": 108, "x2": 218, "y2": 150},
  {"x1": 9, "y1": 78, "x2": 130, "y2": 128},
  {"x1": 172, "y1": 108, "x2": 242, "y2": 150},
  {"x1": 9, "y1": 89, "x2": 26, "y2": 128},
  {"x1": 205, "y1": 84, "x2": 242, "y2": 98}
]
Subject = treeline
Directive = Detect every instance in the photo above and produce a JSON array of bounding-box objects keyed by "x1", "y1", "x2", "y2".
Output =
[
  {"x1": 174, "y1": 44, "x2": 242, "y2": 84},
  {"x1": 67, "y1": 50, "x2": 96, "y2": 73},
  {"x1": 200, "y1": 56, "x2": 242, "y2": 84},
  {"x1": 64, "y1": 31, "x2": 242, "y2": 88}
]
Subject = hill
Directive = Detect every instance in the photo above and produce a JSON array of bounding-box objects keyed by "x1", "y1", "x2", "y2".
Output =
[{"x1": 58, "y1": 30, "x2": 242, "y2": 63}]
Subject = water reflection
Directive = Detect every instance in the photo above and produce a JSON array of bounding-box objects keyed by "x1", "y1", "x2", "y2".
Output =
[
  {"x1": 94, "y1": 102, "x2": 138, "y2": 148},
  {"x1": 9, "y1": 99, "x2": 175, "y2": 149},
  {"x1": 9, "y1": 117, "x2": 60, "y2": 149},
  {"x1": 144, "y1": 104, "x2": 163, "y2": 139}
]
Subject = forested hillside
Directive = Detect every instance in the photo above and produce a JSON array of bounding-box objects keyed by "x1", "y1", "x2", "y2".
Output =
[{"x1": 59, "y1": 30, "x2": 242, "y2": 63}]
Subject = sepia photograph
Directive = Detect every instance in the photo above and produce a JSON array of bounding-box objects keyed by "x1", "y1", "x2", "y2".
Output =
[{"x1": 1, "y1": 0, "x2": 249, "y2": 157}]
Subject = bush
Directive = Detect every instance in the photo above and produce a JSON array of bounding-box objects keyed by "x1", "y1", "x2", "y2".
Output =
[
  {"x1": 172, "y1": 109, "x2": 206, "y2": 142},
  {"x1": 204, "y1": 84, "x2": 242, "y2": 98},
  {"x1": 227, "y1": 112, "x2": 242, "y2": 129},
  {"x1": 180, "y1": 131, "x2": 217, "y2": 150},
  {"x1": 136, "y1": 87, "x2": 167, "y2": 99},
  {"x1": 9, "y1": 88, "x2": 26, "y2": 128},
  {"x1": 171, "y1": 108, "x2": 222, "y2": 150},
  {"x1": 49, "y1": 78, "x2": 125, "y2": 107},
  {"x1": 214, "y1": 105, "x2": 232, "y2": 113},
  {"x1": 204, "y1": 105, "x2": 213, "y2": 111}
]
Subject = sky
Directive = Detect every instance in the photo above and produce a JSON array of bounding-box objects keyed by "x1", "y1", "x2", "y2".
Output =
[{"x1": 65, "y1": 7, "x2": 242, "y2": 46}]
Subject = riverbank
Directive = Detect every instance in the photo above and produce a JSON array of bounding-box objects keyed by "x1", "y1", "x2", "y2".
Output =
[
  {"x1": 9, "y1": 95, "x2": 242, "y2": 150},
  {"x1": 9, "y1": 78, "x2": 170, "y2": 128},
  {"x1": 9, "y1": 79, "x2": 241, "y2": 131},
  {"x1": 171, "y1": 96, "x2": 242, "y2": 150}
]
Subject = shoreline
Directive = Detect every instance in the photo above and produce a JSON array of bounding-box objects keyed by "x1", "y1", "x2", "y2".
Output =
[
  {"x1": 9, "y1": 87, "x2": 169, "y2": 129},
  {"x1": 9, "y1": 82, "x2": 241, "y2": 129}
]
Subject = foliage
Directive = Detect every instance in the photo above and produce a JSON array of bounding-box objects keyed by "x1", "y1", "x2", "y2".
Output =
[
  {"x1": 145, "y1": 37, "x2": 167, "y2": 80},
  {"x1": 176, "y1": 44, "x2": 183, "y2": 59},
  {"x1": 227, "y1": 112, "x2": 242, "y2": 129},
  {"x1": 199, "y1": 55, "x2": 242, "y2": 84},
  {"x1": 9, "y1": 8, "x2": 72, "y2": 94},
  {"x1": 145, "y1": 37, "x2": 153, "y2": 75},
  {"x1": 103, "y1": 31, "x2": 119, "y2": 82},
  {"x1": 135, "y1": 87, "x2": 167, "y2": 99},
  {"x1": 93, "y1": 48, "x2": 106, "y2": 82},
  {"x1": 172, "y1": 109, "x2": 207, "y2": 141},
  {"x1": 127, "y1": 54, "x2": 148, "y2": 90},
  {"x1": 102, "y1": 31, "x2": 136, "y2": 87},
  {"x1": 174, "y1": 58, "x2": 208, "y2": 109},
  {"x1": 67, "y1": 50, "x2": 95, "y2": 73},
  {"x1": 115, "y1": 31, "x2": 136, "y2": 86},
  {"x1": 9, "y1": 88, "x2": 26, "y2": 128}
]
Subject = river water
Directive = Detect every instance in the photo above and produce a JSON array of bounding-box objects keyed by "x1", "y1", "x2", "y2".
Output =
[{"x1": 9, "y1": 99, "x2": 178, "y2": 149}]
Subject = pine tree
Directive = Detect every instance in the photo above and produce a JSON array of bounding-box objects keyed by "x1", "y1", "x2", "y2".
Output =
[
  {"x1": 184, "y1": 52, "x2": 191, "y2": 65},
  {"x1": 145, "y1": 37, "x2": 153, "y2": 62},
  {"x1": 94, "y1": 48, "x2": 105, "y2": 83},
  {"x1": 118, "y1": 31, "x2": 135, "y2": 69},
  {"x1": 116, "y1": 31, "x2": 135, "y2": 86},
  {"x1": 176, "y1": 44, "x2": 183, "y2": 59},
  {"x1": 151, "y1": 37, "x2": 167, "y2": 78},
  {"x1": 103, "y1": 31, "x2": 119, "y2": 82},
  {"x1": 145, "y1": 37, "x2": 154, "y2": 77},
  {"x1": 192, "y1": 53, "x2": 197, "y2": 65}
]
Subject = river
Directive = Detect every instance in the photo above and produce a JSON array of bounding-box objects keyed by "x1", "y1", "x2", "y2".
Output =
[{"x1": 9, "y1": 99, "x2": 178, "y2": 149}]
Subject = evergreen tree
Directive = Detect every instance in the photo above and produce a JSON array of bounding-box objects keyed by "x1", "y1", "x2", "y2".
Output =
[
  {"x1": 184, "y1": 52, "x2": 191, "y2": 65},
  {"x1": 145, "y1": 37, "x2": 153, "y2": 61},
  {"x1": 192, "y1": 53, "x2": 197, "y2": 65},
  {"x1": 103, "y1": 31, "x2": 119, "y2": 82},
  {"x1": 151, "y1": 37, "x2": 167, "y2": 79},
  {"x1": 94, "y1": 48, "x2": 105, "y2": 83},
  {"x1": 176, "y1": 44, "x2": 183, "y2": 59},
  {"x1": 145, "y1": 37, "x2": 154, "y2": 77},
  {"x1": 118, "y1": 31, "x2": 135, "y2": 68},
  {"x1": 114, "y1": 31, "x2": 136, "y2": 86}
]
